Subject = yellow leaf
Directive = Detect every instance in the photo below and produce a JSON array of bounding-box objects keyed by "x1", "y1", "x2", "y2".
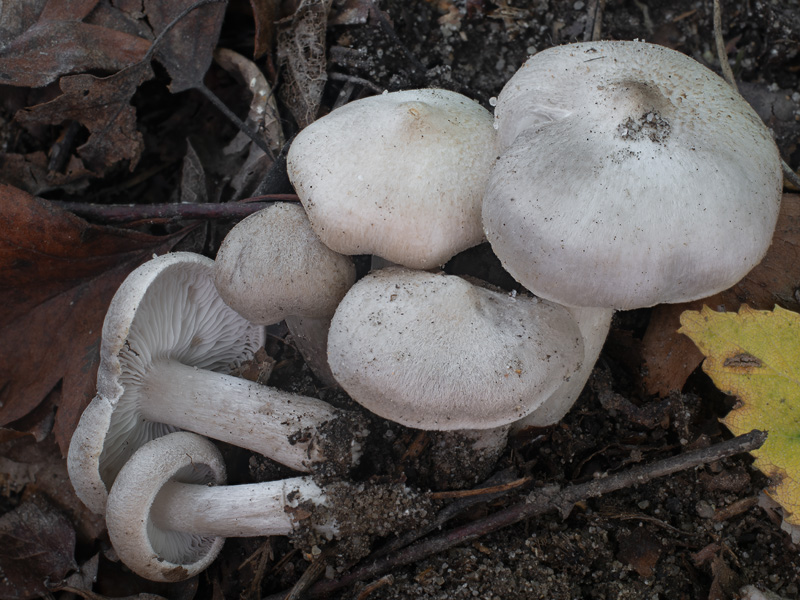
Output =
[{"x1": 679, "y1": 305, "x2": 800, "y2": 525}]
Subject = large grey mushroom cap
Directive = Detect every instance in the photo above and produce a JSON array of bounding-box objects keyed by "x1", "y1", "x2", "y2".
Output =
[
  {"x1": 287, "y1": 88, "x2": 498, "y2": 269},
  {"x1": 483, "y1": 41, "x2": 783, "y2": 310},
  {"x1": 67, "y1": 252, "x2": 265, "y2": 514},
  {"x1": 327, "y1": 268, "x2": 584, "y2": 430}
]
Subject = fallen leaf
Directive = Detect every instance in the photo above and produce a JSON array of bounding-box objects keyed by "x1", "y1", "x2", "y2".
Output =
[
  {"x1": 0, "y1": 184, "x2": 188, "y2": 454},
  {"x1": 0, "y1": 496, "x2": 77, "y2": 600},
  {"x1": 679, "y1": 305, "x2": 800, "y2": 525},
  {"x1": 277, "y1": 0, "x2": 333, "y2": 127},
  {"x1": 616, "y1": 528, "x2": 662, "y2": 578},
  {"x1": 15, "y1": 62, "x2": 154, "y2": 173},
  {"x1": 39, "y1": 0, "x2": 101, "y2": 21},
  {"x1": 144, "y1": 0, "x2": 226, "y2": 93},
  {"x1": 0, "y1": 20, "x2": 149, "y2": 88},
  {"x1": 643, "y1": 194, "x2": 800, "y2": 396},
  {"x1": 0, "y1": 151, "x2": 92, "y2": 195},
  {"x1": 249, "y1": 0, "x2": 279, "y2": 58}
]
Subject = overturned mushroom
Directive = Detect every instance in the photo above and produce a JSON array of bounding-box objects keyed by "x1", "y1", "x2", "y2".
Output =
[
  {"x1": 484, "y1": 40, "x2": 783, "y2": 310},
  {"x1": 287, "y1": 88, "x2": 498, "y2": 269},
  {"x1": 214, "y1": 203, "x2": 355, "y2": 385},
  {"x1": 68, "y1": 252, "x2": 366, "y2": 515},
  {"x1": 107, "y1": 432, "x2": 431, "y2": 582}
]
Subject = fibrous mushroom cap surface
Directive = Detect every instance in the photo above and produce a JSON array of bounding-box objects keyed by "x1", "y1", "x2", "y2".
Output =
[
  {"x1": 328, "y1": 268, "x2": 584, "y2": 430},
  {"x1": 214, "y1": 203, "x2": 356, "y2": 325},
  {"x1": 484, "y1": 41, "x2": 783, "y2": 309},
  {"x1": 287, "y1": 88, "x2": 498, "y2": 269}
]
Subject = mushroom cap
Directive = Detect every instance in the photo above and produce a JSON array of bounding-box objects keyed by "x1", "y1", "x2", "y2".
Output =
[
  {"x1": 287, "y1": 88, "x2": 498, "y2": 269},
  {"x1": 214, "y1": 203, "x2": 356, "y2": 325},
  {"x1": 105, "y1": 432, "x2": 226, "y2": 583},
  {"x1": 513, "y1": 306, "x2": 613, "y2": 430},
  {"x1": 327, "y1": 268, "x2": 584, "y2": 430},
  {"x1": 483, "y1": 41, "x2": 783, "y2": 309},
  {"x1": 67, "y1": 252, "x2": 264, "y2": 514}
]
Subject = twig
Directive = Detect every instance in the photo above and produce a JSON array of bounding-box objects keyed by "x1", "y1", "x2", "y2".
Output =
[
  {"x1": 783, "y1": 160, "x2": 800, "y2": 190},
  {"x1": 583, "y1": 0, "x2": 607, "y2": 42},
  {"x1": 282, "y1": 547, "x2": 332, "y2": 600},
  {"x1": 305, "y1": 430, "x2": 766, "y2": 598},
  {"x1": 354, "y1": 575, "x2": 395, "y2": 600},
  {"x1": 55, "y1": 195, "x2": 298, "y2": 224},
  {"x1": 430, "y1": 476, "x2": 531, "y2": 500},
  {"x1": 712, "y1": 0, "x2": 737, "y2": 89}
]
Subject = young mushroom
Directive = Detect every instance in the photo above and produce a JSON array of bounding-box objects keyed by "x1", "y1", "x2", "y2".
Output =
[
  {"x1": 287, "y1": 88, "x2": 498, "y2": 269},
  {"x1": 483, "y1": 40, "x2": 783, "y2": 310},
  {"x1": 327, "y1": 267, "x2": 585, "y2": 430},
  {"x1": 214, "y1": 202, "x2": 356, "y2": 386},
  {"x1": 68, "y1": 252, "x2": 367, "y2": 515},
  {"x1": 106, "y1": 431, "x2": 431, "y2": 582}
]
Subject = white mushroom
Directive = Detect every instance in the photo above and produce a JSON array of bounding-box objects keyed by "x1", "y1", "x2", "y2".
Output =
[
  {"x1": 327, "y1": 268, "x2": 585, "y2": 430},
  {"x1": 287, "y1": 88, "x2": 498, "y2": 269},
  {"x1": 107, "y1": 432, "x2": 430, "y2": 582},
  {"x1": 214, "y1": 203, "x2": 356, "y2": 385},
  {"x1": 483, "y1": 40, "x2": 783, "y2": 310},
  {"x1": 68, "y1": 252, "x2": 366, "y2": 515},
  {"x1": 512, "y1": 306, "x2": 613, "y2": 431}
]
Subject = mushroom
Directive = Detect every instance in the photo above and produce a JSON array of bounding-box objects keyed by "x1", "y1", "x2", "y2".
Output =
[
  {"x1": 286, "y1": 88, "x2": 498, "y2": 269},
  {"x1": 68, "y1": 252, "x2": 367, "y2": 515},
  {"x1": 512, "y1": 306, "x2": 613, "y2": 431},
  {"x1": 327, "y1": 267, "x2": 585, "y2": 430},
  {"x1": 483, "y1": 40, "x2": 783, "y2": 310},
  {"x1": 214, "y1": 203, "x2": 356, "y2": 386},
  {"x1": 106, "y1": 431, "x2": 431, "y2": 582}
]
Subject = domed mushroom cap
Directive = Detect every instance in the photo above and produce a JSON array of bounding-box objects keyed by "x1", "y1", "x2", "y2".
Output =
[
  {"x1": 483, "y1": 41, "x2": 783, "y2": 310},
  {"x1": 105, "y1": 432, "x2": 227, "y2": 582},
  {"x1": 214, "y1": 203, "x2": 355, "y2": 325},
  {"x1": 327, "y1": 268, "x2": 584, "y2": 430},
  {"x1": 287, "y1": 89, "x2": 498, "y2": 269}
]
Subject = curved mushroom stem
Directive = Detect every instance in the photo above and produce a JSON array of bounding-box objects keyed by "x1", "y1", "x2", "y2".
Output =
[
  {"x1": 151, "y1": 477, "x2": 333, "y2": 538},
  {"x1": 284, "y1": 315, "x2": 338, "y2": 387},
  {"x1": 138, "y1": 359, "x2": 363, "y2": 472}
]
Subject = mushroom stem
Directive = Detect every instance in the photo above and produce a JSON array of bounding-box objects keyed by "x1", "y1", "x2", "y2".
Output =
[
  {"x1": 150, "y1": 478, "x2": 330, "y2": 538},
  {"x1": 284, "y1": 315, "x2": 337, "y2": 387},
  {"x1": 139, "y1": 359, "x2": 345, "y2": 471}
]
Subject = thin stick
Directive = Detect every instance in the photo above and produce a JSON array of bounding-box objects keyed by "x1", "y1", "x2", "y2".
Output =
[
  {"x1": 306, "y1": 430, "x2": 766, "y2": 598},
  {"x1": 713, "y1": 0, "x2": 737, "y2": 89},
  {"x1": 56, "y1": 195, "x2": 298, "y2": 223}
]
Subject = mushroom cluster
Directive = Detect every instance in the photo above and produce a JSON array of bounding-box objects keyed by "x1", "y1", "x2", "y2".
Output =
[{"x1": 68, "y1": 39, "x2": 784, "y2": 582}]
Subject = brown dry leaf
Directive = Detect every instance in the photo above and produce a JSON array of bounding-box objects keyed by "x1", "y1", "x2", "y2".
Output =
[
  {"x1": 0, "y1": 20, "x2": 149, "y2": 88},
  {"x1": 0, "y1": 0, "x2": 47, "y2": 44},
  {"x1": 39, "y1": 0, "x2": 101, "y2": 21},
  {"x1": 0, "y1": 151, "x2": 92, "y2": 195},
  {"x1": 0, "y1": 496, "x2": 77, "y2": 600},
  {"x1": 616, "y1": 529, "x2": 662, "y2": 578},
  {"x1": 642, "y1": 193, "x2": 800, "y2": 396},
  {"x1": 277, "y1": 0, "x2": 333, "y2": 127},
  {"x1": 249, "y1": 0, "x2": 279, "y2": 58},
  {"x1": 0, "y1": 184, "x2": 188, "y2": 454},
  {"x1": 15, "y1": 62, "x2": 154, "y2": 173},
  {"x1": 144, "y1": 0, "x2": 226, "y2": 93}
]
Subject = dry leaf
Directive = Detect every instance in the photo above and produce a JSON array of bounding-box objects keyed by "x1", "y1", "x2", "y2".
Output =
[
  {"x1": 680, "y1": 305, "x2": 800, "y2": 525},
  {"x1": 277, "y1": 0, "x2": 333, "y2": 127},
  {"x1": 0, "y1": 496, "x2": 77, "y2": 600},
  {"x1": 0, "y1": 184, "x2": 188, "y2": 453},
  {"x1": 144, "y1": 0, "x2": 226, "y2": 93},
  {"x1": 15, "y1": 62, "x2": 154, "y2": 173}
]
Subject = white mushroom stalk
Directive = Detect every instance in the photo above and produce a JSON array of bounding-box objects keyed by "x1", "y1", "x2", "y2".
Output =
[
  {"x1": 214, "y1": 203, "x2": 356, "y2": 386},
  {"x1": 68, "y1": 252, "x2": 367, "y2": 516},
  {"x1": 107, "y1": 432, "x2": 430, "y2": 583},
  {"x1": 287, "y1": 88, "x2": 498, "y2": 269},
  {"x1": 483, "y1": 40, "x2": 783, "y2": 310}
]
